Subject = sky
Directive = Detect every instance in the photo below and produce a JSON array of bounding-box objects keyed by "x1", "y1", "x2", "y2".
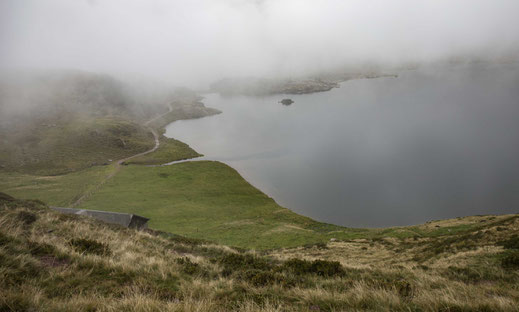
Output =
[{"x1": 1, "y1": 0, "x2": 519, "y2": 87}]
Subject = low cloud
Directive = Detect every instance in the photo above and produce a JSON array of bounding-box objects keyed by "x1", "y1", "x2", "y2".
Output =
[{"x1": 1, "y1": 0, "x2": 518, "y2": 87}]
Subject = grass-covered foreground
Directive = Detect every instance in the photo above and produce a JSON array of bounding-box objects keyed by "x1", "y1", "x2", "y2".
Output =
[{"x1": 1, "y1": 193, "x2": 519, "y2": 311}]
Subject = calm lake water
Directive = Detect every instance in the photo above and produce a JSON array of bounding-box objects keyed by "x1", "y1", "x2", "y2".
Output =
[{"x1": 166, "y1": 63, "x2": 519, "y2": 227}]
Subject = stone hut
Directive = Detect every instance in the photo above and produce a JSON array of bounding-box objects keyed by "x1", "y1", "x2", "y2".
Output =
[{"x1": 51, "y1": 207, "x2": 149, "y2": 230}]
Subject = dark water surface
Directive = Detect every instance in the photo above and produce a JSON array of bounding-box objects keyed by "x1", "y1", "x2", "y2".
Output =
[{"x1": 165, "y1": 64, "x2": 519, "y2": 227}]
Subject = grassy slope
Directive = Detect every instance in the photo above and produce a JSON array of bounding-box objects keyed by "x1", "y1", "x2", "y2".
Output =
[
  {"x1": 70, "y1": 160, "x2": 514, "y2": 250},
  {"x1": 0, "y1": 166, "x2": 114, "y2": 207},
  {"x1": 3, "y1": 159, "x2": 514, "y2": 249},
  {"x1": 77, "y1": 161, "x2": 350, "y2": 249},
  {"x1": 2, "y1": 194, "x2": 518, "y2": 311},
  {"x1": 0, "y1": 116, "x2": 155, "y2": 175}
]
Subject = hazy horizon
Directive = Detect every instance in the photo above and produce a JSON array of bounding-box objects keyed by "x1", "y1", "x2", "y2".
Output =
[{"x1": 2, "y1": 0, "x2": 519, "y2": 88}]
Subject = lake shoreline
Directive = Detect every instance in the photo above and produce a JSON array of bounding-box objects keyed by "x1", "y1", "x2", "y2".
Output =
[{"x1": 166, "y1": 63, "x2": 519, "y2": 228}]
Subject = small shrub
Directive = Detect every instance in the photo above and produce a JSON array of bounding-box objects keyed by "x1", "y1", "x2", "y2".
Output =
[
  {"x1": 438, "y1": 304, "x2": 464, "y2": 312},
  {"x1": 311, "y1": 260, "x2": 345, "y2": 277},
  {"x1": 69, "y1": 238, "x2": 111, "y2": 256},
  {"x1": 282, "y1": 258, "x2": 311, "y2": 275},
  {"x1": 219, "y1": 253, "x2": 273, "y2": 275},
  {"x1": 238, "y1": 269, "x2": 278, "y2": 287},
  {"x1": 215, "y1": 284, "x2": 288, "y2": 309},
  {"x1": 27, "y1": 241, "x2": 56, "y2": 257},
  {"x1": 176, "y1": 257, "x2": 202, "y2": 275},
  {"x1": 16, "y1": 211, "x2": 37, "y2": 225},
  {"x1": 0, "y1": 292, "x2": 34, "y2": 312},
  {"x1": 393, "y1": 280, "x2": 414, "y2": 299},
  {"x1": 236, "y1": 269, "x2": 297, "y2": 288},
  {"x1": 0, "y1": 232, "x2": 13, "y2": 246},
  {"x1": 282, "y1": 258, "x2": 345, "y2": 277},
  {"x1": 149, "y1": 273, "x2": 179, "y2": 300},
  {"x1": 497, "y1": 235, "x2": 519, "y2": 250},
  {"x1": 501, "y1": 251, "x2": 519, "y2": 269}
]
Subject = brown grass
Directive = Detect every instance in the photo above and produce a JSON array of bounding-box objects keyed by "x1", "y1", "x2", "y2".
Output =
[{"x1": 1, "y1": 194, "x2": 518, "y2": 311}]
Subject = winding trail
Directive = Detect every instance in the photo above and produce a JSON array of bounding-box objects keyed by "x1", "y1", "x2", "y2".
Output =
[{"x1": 71, "y1": 105, "x2": 172, "y2": 207}]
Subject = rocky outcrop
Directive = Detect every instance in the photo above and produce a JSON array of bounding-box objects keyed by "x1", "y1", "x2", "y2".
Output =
[
  {"x1": 210, "y1": 77, "x2": 338, "y2": 96},
  {"x1": 210, "y1": 73, "x2": 397, "y2": 96}
]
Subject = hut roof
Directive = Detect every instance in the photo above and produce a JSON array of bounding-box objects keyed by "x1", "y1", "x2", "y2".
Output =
[{"x1": 51, "y1": 207, "x2": 149, "y2": 229}]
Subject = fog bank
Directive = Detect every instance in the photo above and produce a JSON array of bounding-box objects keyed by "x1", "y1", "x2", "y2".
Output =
[{"x1": 1, "y1": 0, "x2": 519, "y2": 87}]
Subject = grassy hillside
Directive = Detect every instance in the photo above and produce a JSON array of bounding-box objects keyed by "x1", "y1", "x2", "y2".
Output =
[
  {"x1": 0, "y1": 117, "x2": 155, "y2": 175},
  {"x1": 0, "y1": 70, "x2": 170, "y2": 175},
  {"x1": 0, "y1": 71, "x2": 221, "y2": 176},
  {"x1": 1, "y1": 193, "x2": 518, "y2": 311},
  {"x1": 0, "y1": 166, "x2": 114, "y2": 207},
  {"x1": 76, "y1": 161, "x2": 357, "y2": 249},
  {"x1": 3, "y1": 158, "x2": 518, "y2": 250}
]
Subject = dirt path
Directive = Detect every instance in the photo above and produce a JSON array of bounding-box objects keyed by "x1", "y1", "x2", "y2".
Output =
[{"x1": 71, "y1": 105, "x2": 172, "y2": 207}]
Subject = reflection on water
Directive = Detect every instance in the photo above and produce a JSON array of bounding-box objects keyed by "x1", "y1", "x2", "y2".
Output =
[{"x1": 166, "y1": 64, "x2": 519, "y2": 227}]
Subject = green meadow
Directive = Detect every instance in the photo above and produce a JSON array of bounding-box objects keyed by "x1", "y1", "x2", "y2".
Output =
[
  {"x1": 1, "y1": 157, "x2": 505, "y2": 249},
  {"x1": 76, "y1": 161, "x2": 361, "y2": 249}
]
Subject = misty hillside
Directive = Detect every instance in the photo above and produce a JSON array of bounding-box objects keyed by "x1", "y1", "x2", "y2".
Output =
[
  {"x1": 0, "y1": 71, "x2": 157, "y2": 174},
  {"x1": 0, "y1": 71, "x2": 217, "y2": 175},
  {"x1": 0, "y1": 70, "x2": 154, "y2": 120}
]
